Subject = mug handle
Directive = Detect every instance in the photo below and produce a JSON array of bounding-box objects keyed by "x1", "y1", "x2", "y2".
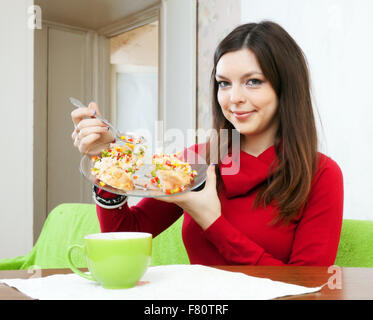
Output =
[{"x1": 67, "y1": 244, "x2": 95, "y2": 281}]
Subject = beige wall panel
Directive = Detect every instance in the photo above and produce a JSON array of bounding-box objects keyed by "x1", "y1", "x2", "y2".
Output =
[{"x1": 47, "y1": 27, "x2": 92, "y2": 214}]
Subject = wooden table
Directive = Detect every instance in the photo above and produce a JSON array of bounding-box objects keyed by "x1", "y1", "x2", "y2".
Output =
[{"x1": 0, "y1": 266, "x2": 372, "y2": 300}]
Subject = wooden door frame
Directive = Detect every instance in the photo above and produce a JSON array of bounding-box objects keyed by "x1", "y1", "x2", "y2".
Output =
[{"x1": 33, "y1": 21, "x2": 110, "y2": 243}]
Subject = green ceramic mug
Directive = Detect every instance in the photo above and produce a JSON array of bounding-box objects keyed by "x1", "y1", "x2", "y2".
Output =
[{"x1": 67, "y1": 232, "x2": 152, "y2": 289}]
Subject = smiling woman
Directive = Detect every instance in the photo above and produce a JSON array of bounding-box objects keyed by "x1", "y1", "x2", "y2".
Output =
[
  {"x1": 215, "y1": 49, "x2": 279, "y2": 154},
  {"x1": 207, "y1": 21, "x2": 321, "y2": 225},
  {"x1": 71, "y1": 20, "x2": 344, "y2": 267}
]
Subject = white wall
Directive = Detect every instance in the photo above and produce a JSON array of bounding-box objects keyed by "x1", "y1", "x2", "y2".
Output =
[
  {"x1": 0, "y1": 0, "x2": 34, "y2": 258},
  {"x1": 241, "y1": 0, "x2": 373, "y2": 220}
]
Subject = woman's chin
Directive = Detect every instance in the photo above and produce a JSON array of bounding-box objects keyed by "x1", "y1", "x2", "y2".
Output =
[{"x1": 233, "y1": 125, "x2": 257, "y2": 136}]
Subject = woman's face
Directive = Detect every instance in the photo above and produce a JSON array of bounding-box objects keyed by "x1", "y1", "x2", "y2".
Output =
[{"x1": 215, "y1": 49, "x2": 279, "y2": 142}]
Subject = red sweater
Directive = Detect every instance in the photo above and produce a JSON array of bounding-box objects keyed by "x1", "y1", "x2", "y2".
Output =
[{"x1": 96, "y1": 144, "x2": 344, "y2": 266}]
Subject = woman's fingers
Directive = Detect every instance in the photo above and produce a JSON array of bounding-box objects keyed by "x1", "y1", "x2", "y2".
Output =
[
  {"x1": 71, "y1": 107, "x2": 95, "y2": 128},
  {"x1": 72, "y1": 119, "x2": 107, "y2": 141},
  {"x1": 70, "y1": 101, "x2": 102, "y2": 127},
  {"x1": 205, "y1": 164, "x2": 217, "y2": 189},
  {"x1": 70, "y1": 101, "x2": 110, "y2": 155},
  {"x1": 78, "y1": 133, "x2": 102, "y2": 154},
  {"x1": 157, "y1": 190, "x2": 191, "y2": 204},
  {"x1": 72, "y1": 129, "x2": 77, "y2": 141},
  {"x1": 88, "y1": 101, "x2": 101, "y2": 116},
  {"x1": 78, "y1": 126, "x2": 109, "y2": 141},
  {"x1": 77, "y1": 118, "x2": 107, "y2": 131},
  {"x1": 72, "y1": 126, "x2": 112, "y2": 153}
]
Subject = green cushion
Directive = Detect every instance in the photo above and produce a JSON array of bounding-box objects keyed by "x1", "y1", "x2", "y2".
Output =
[
  {"x1": 0, "y1": 203, "x2": 189, "y2": 270},
  {"x1": 1, "y1": 205, "x2": 372, "y2": 270},
  {"x1": 0, "y1": 203, "x2": 100, "y2": 270},
  {"x1": 335, "y1": 219, "x2": 373, "y2": 267},
  {"x1": 151, "y1": 215, "x2": 190, "y2": 266}
]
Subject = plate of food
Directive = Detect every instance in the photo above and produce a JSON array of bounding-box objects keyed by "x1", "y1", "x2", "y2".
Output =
[{"x1": 80, "y1": 141, "x2": 208, "y2": 197}]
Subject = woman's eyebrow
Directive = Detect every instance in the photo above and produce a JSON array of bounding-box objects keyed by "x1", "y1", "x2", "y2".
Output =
[{"x1": 216, "y1": 71, "x2": 263, "y2": 80}]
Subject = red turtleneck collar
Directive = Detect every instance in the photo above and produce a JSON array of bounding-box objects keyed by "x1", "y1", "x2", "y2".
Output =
[
  {"x1": 219, "y1": 145, "x2": 278, "y2": 199},
  {"x1": 183, "y1": 143, "x2": 278, "y2": 199}
]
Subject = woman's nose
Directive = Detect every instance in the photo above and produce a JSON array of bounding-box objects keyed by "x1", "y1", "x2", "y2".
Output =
[{"x1": 230, "y1": 85, "x2": 246, "y2": 105}]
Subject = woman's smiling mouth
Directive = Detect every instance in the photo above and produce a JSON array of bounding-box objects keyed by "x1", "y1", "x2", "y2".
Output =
[{"x1": 232, "y1": 110, "x2": 256, "y2": 120}]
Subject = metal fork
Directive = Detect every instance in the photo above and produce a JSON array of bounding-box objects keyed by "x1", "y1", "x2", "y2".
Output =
[{"x1": 69, "y1": 97, "x2": 147, "y2": 154}]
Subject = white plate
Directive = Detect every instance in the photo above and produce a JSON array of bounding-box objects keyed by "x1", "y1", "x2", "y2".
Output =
[{"x1": 79, "y1": 153, "x2": 208, "y2": 197}]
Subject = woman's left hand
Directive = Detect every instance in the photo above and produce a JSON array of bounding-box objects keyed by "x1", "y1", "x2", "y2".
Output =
[{"x1": 157, "y1": 164, "x2": 221, "y2": 230}]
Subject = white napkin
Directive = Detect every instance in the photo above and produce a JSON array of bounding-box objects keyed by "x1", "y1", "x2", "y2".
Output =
[{"x1": 1, "y1": 264, "x2": 323, "y2": 300}]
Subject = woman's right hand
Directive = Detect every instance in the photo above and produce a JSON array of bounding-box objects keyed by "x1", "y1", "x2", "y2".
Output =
[{"x1": 71, "y1": 102, "x2": 114, "y2": 155}]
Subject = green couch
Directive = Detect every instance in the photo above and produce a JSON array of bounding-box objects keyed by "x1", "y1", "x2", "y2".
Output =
[
  {"x1": 0, "y1": 204, "x2": 372, "y2": 270},
  {"x1": 0, "y1": 203, "x2": 189, "y2": 270},
  {"x1": 334, "y1": 219, "x2": 373, "y2": 267}
]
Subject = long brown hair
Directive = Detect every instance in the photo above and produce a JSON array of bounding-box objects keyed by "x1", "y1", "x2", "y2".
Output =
[{"x1": 205, "y1": 21, "x2": 319, "y2": 224}]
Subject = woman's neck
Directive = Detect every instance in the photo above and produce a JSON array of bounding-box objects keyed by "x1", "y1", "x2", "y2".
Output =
[{"x1": 240, "y1": 129, "x2": 278, "y2": 157}]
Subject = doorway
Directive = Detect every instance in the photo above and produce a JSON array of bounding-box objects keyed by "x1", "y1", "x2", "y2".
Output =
[
  {"x1": 109, "y1": 21, "x2": 159, "y2": 206},
  {"x1": 110, "y1": 21, "x2": 159, "y2": 150},
  {"x1": 33, "y1": 5, "x2": 160, "y2": 242}
]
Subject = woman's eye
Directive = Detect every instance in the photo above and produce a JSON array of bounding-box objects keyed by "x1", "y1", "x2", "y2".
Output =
[
  {"x1": 246, "y1": 79, "x2": 263, "y2": 87},
  {"x1": 217, "y1": 81, "x2": 230, "y2": 88}
]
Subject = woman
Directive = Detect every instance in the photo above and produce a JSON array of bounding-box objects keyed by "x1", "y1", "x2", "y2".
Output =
[{"x1": 71, "y1": 21, "x2": 343, "y2": 266}]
